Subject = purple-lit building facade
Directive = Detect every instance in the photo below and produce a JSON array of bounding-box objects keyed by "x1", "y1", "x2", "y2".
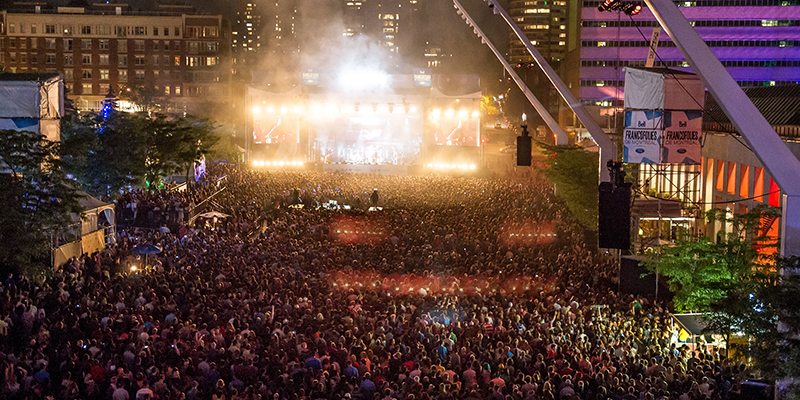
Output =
[{"x1": 579, "y1": 0, "x2": 800, "y2": 125}]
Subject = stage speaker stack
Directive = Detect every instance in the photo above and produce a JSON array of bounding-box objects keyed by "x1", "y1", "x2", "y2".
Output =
[
  {"x1": 598, "y1": 181, "x2": 632, "y2": 249},
  {"x1": 517, "y1": 125, "x2": 532, "y2": 166}
]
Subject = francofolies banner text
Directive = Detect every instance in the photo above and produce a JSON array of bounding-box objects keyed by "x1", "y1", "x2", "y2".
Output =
[
  {"x1": 623, "y1": 110, "x2": 662, "y2": 164},
  {"x1": 662, "y1": 110, "x2": 702, "y2": 164}
]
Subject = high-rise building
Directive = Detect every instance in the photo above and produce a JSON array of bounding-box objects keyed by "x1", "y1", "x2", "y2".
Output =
[
  {"x1": 342, "y1": 0, "x2": 428, "y2": 68},
  {"x1": 343, "y1": 0, "x2": 368, "y2": 38},
  {"x1": 267, "y1": 0, "x2": 298, "y2": 59},
  {"x1": 507, "y1": 0, "x2": 570, "y2": 64},
  {"x1": 232, "y1": 0, "x2": 298, "y2": 80},
  {"x1": 578, "y1": 0, "x2": 800, "y2": 123},
  {"x1": 0, "y1": 4, "x2": 230, "y2": 113},
  {"x1": 232, "y1": 1, "x2": 263, "y2": 75}
]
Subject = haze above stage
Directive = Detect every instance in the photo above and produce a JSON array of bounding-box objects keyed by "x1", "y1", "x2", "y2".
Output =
[{"x1": 246, "y1": 73, "x2": 482, "y2": 169}]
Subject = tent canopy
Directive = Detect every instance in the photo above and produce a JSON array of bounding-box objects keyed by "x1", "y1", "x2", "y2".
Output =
[
  {"x1": 673, "y1": 313, "x2": 715, "y2": 336},
  {"x1": 78, "y1": 192, "x2": 113, "y2": 213}
]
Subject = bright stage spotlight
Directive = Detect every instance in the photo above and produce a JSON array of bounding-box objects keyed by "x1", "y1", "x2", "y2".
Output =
[
  {"x1": 445, "y1": 109, "x2": 455, "y2": 117},
  {"x1": 458, "y1": 109, "x2": 468, "y2": 118},
  {"x1": 431, "y1": 109, "x2": 441, "y2": 119},
  {"x1": 266, "y1": 106, "x2": 274, "y2": 113},
  {"x1": 252, "y1": 106, "x2": 261, "y2": 114},
  {"x1": 410, "y1": 106, "x2": 418, "y2": 113},
  {"x1": 472, "y1": 110, "x2": 480, "y2": 118},
  {"x1": 325, "y1": 103, "x2": 337, "y2": 115},
  {"x1": 338, "y1": 68, "x2": 390, "y2": 91},
  {"x1": 311, "y1": 104, "x2": 322, "y2": 114},
  {"x1": 470, "y1": 164, "x2": 477, "y2": 170},
  {"x1": 293, "y1": 106, "x2": 301, "y2": 114},
  {"x1": 280, "y1": 107, "x2": 288, "y2": 114},
  {"x1": 264, "y1": 161, "x2": 272, "y2": 166}
]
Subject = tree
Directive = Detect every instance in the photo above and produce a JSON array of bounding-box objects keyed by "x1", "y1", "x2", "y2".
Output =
[
  {"x1": 207, "y1": 133, "x2": 243, "y2": 164},
  {"x1": 61, "y1": 110, "x2": 219, "y2": 197},
  {"x1": 142, "y1": 114, "x2": 218, "y2": 187},
  {"x1": 0, "y1": 129, "x2": 84, "y2": 279},
  {"x1": 542, "y1": 144, "x2": 599, "y2": 230},
  {"x1": 119, "y1": 83, "x2": 163, "y2": 113},
  {"x1": 700, "y1": 256, "x2": 800, "y2": 387},
  {"x1": 481, "y1": 95, "x2": 499, "y2": 117},
  {"x1": 645, "y1": 206, "x2": 800, "y2": 382},
  {"x1": 646, "y1": 205, "x2": 780, "y2": 312},
  {"x1": 61, "y1": 109, "x2": 148, "y2": 199}
]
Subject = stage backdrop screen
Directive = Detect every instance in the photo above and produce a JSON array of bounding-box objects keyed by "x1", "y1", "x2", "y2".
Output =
[
  {"x1": 432, "y1": 116, "x2": 480, "y2": 147},
  {"x1": 313, "y1": 112, "x2": 422, "y2": 165},
  {"x1": 252, "y1": 115, "x2": 301, "y2": 159}
]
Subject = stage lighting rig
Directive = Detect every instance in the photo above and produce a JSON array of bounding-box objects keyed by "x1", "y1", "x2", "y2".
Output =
[{"x1": 599, "y1": 0, "x2": 642, "y2": 15}]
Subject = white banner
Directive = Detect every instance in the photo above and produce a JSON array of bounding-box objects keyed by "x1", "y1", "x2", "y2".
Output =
[
  {"x1": 662, "y1": 110, "x2": 702, "y2": 164},
  {"x1": 623, "y1": 68, "x2": 665, "y2": 110},
  {"x1": 623, "y1": 110, "x2": 662, "y2": 164}
]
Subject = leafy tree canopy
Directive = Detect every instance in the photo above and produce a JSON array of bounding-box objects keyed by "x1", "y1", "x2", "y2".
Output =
[
  {"x1": 541, "y1": 144, "x2": 599, "y2": 231},
  {"x1": 61, "y1": 109, "x2": 218, "y2": 199},
  {"x1": 646, "y1": 205, "x2": 780, "y2": 312},
  {"x1": 0, "y1": 129, "x2": 84, "y2": 279}
]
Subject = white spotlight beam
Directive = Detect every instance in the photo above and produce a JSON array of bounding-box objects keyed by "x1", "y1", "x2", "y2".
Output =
[
  {"x1": 453, "y1": 0, "x2": 567, "y2": 145},
  {"x1": 478, "y1": 0, "x2": 616, "y2": 182}
]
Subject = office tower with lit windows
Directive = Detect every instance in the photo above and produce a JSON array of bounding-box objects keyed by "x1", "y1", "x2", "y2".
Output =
[
  {"x1": 505, "y1": 0, "x2": 575, "y2": 119},
  {"x1": 342, "y1": 0, "x2": 428, "y2": 68},
  {"x1": 343, "y1": 0, "x2": 368, "y2": 38},
  {"x1": 267, "y1": 0, "x2": 298, "y2": 59},
  {"x1": 232, "y1": 0, "x2": 297, "y2": 80},
  {"x1": 578, "y1": 0, "x2": 800, "y2": 120},
  {"x1": 507, "y1": 0, "x2": 571, "y2": 64},
  {"x1": 232, "y1": 1, "x2": 263, "y2": 75}
]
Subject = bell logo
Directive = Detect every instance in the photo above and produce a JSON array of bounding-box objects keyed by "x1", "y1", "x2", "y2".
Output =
[
  {"x1": 638, "y1": 121, "x2": 646, "y2": 127},
  {"x1": 679, "y1": 120, "x2": 687, "y2": 127}
]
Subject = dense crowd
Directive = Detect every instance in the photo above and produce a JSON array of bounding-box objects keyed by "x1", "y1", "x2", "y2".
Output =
[
  {"x1": 1, "y1": 168, "x2": 747, "y2": 400},
  {"x1": 116, "y1": 173, "x2": 227, "y2": 229}
]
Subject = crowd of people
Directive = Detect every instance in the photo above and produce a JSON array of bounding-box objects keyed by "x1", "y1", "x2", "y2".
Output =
[
  {"x1": 1, "y1": 167, "x2": 747, "y2": 400},
  {"x1": 115, "y1": 173, "x2": 228, "y2": 229}
]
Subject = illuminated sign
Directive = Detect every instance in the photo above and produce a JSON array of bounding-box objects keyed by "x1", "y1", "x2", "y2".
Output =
[
  {"x1": 302, "y1": 69, "x2": 320, "y2": 86},
  {"x1": 413, "y1": 68, "x2": 432, "y2": 87}
]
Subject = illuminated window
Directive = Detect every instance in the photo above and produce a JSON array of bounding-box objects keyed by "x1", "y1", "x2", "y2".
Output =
[
  {"x1": 727, "y1": 162, "x2": 736, "y2": 194},
  {"x1": 739, "y1": 165, "x2": 749, "y2": 198},
  {"x1": 754, "y1": 167, "x2": 764, "y2": 202},
  {"x1": 769, "y1": 177, "x2": 780, "y2": 207}
]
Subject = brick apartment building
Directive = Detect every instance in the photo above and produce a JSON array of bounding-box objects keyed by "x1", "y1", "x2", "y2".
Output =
[{"x1": 0, "y1": 2, "x2": 230, "y2": 113}]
